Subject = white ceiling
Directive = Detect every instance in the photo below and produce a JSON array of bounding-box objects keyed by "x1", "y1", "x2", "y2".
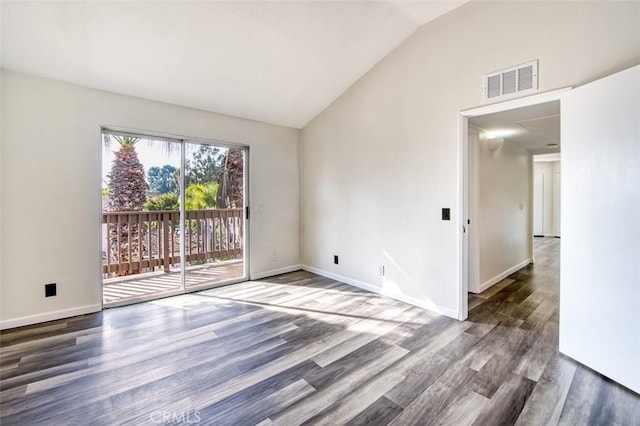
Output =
[
  {"x1": 469, "y1": 101, "x2": 561, "y2": 155},
  {"x1": 0, "y1": 0, "x2": 470, "y2": 129}
]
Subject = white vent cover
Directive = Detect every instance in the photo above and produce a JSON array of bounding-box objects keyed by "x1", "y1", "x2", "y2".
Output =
[{"x1": 484, "y1": 60, "x2": 538, "y2": 101}]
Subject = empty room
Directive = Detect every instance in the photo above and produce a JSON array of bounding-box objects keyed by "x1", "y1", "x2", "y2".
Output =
[{"x1": 1, "y1": 1, "x2": 639, "y2": 424}]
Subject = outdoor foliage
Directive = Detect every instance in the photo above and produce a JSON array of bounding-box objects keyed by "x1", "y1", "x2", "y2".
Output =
[
  {"x1": 185, "y1": 182, "x2": 218, "y2": 210},
  {"x1": 217, "y1": 148, "x2": 244, "y2": 208},
  {"x1": 144, "y1": 183, "x2": 218, "y2": 211},
  {"x1": 187, "y1": 145, "x2": 224, "y2": 185},
  {"x1": 148, "y1": 164, "x2": 178, "y2": 194},
  {"x1": 144, "y1": 193, "x2": 180, "y2": 211}
]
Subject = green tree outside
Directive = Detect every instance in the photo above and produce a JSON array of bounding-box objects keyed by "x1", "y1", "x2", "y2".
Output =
[
  {"x1": 144, "y1": 183, "x2": 218, "y2": 211},
  {"x1": 144, "y1": 193, "x2": 180, "y2": 211},
  {"x1": 186, "y1": 145, "x2": 223, "y2": 185},
  {"x1": 148, "y1": 164, "x2": 178, "y2": 194},
  {"x1": 185, "y1": 182, "x2": 218, "y2": 210}
]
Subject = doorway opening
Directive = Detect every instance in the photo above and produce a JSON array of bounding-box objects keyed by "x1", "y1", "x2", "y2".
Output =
[
  {"x1": 532, "y1": 152, "x2": 561, "y2": 238},
  {"x1": 101, "y1": 130, "x2": 248, "y2": 308},
  {"x1": 458, "y1": 88, "x2": 569, "y2": 320}
]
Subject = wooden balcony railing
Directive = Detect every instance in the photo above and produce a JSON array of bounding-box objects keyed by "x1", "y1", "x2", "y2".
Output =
[{"x1": 102, "y1": 208, "x2": 243, "y2": 276}]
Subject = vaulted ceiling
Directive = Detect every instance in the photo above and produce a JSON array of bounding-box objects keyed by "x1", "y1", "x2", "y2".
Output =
[{"x1": 0, "y1": 1, "x2": 470, "y2": 128}]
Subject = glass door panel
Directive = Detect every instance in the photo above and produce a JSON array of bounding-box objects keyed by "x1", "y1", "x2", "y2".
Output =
[
  {"x1": 101, "y1": 132, "x2": 183, "y2": 307},
  {"x1": 183, "y1": 142, "x2": 247, "y2": 289}
]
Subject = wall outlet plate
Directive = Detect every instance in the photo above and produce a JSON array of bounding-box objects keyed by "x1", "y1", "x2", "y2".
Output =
[{"x1": 45, "y1": 283, "x2": 57, "y2": 297}]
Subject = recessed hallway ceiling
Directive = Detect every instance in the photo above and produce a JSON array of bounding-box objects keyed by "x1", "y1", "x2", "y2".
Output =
[
  {"x1": 0, "y1": 0, "x2": 470, "y2": 128},
  {"x1": 470, "y1": 101, "x2": 561, "y2": 155}
]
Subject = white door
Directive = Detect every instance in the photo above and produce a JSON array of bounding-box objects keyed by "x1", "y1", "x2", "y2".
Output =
[
  {"x1": 533, "y1": 174, "x2": 544, "y2": 236},
  {"x1": 552, "y1": 172, "x2": 561, "y2": 237},
  {"x1": 560, "y1": 65, "x2": 640, "y2": 393}
]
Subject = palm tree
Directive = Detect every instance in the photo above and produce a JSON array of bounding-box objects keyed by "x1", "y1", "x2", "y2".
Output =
[
  {"x1": 106, "y1": 135, "x2": 149, "y2": 275},
  {"x1": 216, "y1": 149, "x2": 244, "y2": 257},
  {"x1": 216, "y1": 148, "x2": 244, "y2": 209}
]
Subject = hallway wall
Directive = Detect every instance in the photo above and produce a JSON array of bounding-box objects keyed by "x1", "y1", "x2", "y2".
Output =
[{"x1": 476, "y1": 138, "x2": 532, "y2": 292}]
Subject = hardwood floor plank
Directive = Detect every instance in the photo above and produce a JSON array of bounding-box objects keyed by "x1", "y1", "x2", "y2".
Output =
[
  {"x1": 395, "y1": 315, "x2": 458, "y2": 352},
  {"x1": 466, "y1": 323, "x2": 532, "y2": 399},
  {"x1": 471, "y1": 373, "x2": 536, "y2": 426},
  {"x1": 433, "y1": 389, "x2": 489, "y2": 426},
  {"x1": 179, "y1": 365, "x2": 318, "y2": 426},
  {"x1": 302, "y1": 339, "x2": 396, "y2": 391},
  {"x1": 268, "y1": 344, "x2": 409, "y2": 426},
  {"x1": 385, "y1": 331, "x2": 476, "y2": 408},
  {"x1": 302, "y1": 370, "x2": 405, "y2": 426},
  {"x1": 515, "y1": 353, "x2": 577, "y2": 426},
  {"x1": 557, "y1": 365, "x2": 611, "y2": 426},
  {"x1": 513, "y1": 320, "x2": 557, "y2": 382},
  {"x1": 388, "y1": 360, "x2": 477, "y2": 425},
  {"x1": 311, "y1": 304, "x2": 412, "y2": 368},
  {"x1": 465, "y1": 348, "x2": 493, "y2": 372},
  {"x1": 345, "y1": 396, "x2": 403, "y2": 426},
  {"x1": 477, "y1": 278, "x2": 515, "y2": 300}
]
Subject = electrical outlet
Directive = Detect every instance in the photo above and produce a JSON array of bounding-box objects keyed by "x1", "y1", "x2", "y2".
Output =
[
  {"x1": 379, "y1": 265, "x2": 385, "y2": 276},
  {"x1": 442, "y1": 208, "x2": 451, "y2": 221},
  {"x1": 272, "y1": 251, "x2": 277, "y2": 262},
  {"x1": 45, "y1": 283, "x2": 57, "y2": 297},
  {"x1": 334, "y1": 255, "x2": 339, "y2": 265}
]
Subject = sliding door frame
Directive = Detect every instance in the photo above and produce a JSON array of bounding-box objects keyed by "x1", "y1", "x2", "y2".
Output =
[{"x1": 100, "y1": 126, "x2": 250, "y2": 307}]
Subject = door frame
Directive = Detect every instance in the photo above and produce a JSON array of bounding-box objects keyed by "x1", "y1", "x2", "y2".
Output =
[
  {"x1": 533, "y1": 173, "x2": 545, "y2": 236},
  {"x1": 457, "y1": 87, "x2": 571, "y2": 320}
]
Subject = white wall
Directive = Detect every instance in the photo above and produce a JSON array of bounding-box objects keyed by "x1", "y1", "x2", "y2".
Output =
[
  {"x1": 533, "y1": 160, "x2": 561, "y2": 237},
  {"x1": 475, "y1": 138, "x2": 532, "y2": 293},
  {"x1": 560, "y1": 65, "x2": 640, "y2": 394},
  {"x1": 0, "y1": 71, "x2": 300, "y2": 329},
  {"x1": 301, "y1": 1, "x2": 640, "y2": 317},
  {"x1": 552, "y1": 162, "x2": 561, "y2": 237}
]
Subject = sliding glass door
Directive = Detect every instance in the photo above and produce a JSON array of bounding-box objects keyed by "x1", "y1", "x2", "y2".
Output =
[{"x1": 101, "y1": 131, "x2": 248, "y2": 308}]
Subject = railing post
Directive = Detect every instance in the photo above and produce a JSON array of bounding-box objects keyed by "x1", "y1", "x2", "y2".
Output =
[{"x1": 162, "y1": 212, "x2": 170, "y2": 273}]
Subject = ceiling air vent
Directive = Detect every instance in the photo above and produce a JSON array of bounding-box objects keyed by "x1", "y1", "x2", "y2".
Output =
[{"x1": 485, "y1": 60, "x2": 538, "y2": 101}]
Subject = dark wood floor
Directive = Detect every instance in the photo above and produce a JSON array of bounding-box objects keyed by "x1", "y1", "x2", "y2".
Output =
[{"x1": 1, "y1": 238, "x2": 639, "y2": 425}]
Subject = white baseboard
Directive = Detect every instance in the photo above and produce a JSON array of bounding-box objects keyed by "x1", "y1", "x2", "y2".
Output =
[
  {"x1": 301, "y1": 265, "x2": 459, "y2": 319},
  {"x1": 0, "y1": 304, "x2": 102, "y2": 331},
  {"x1": 251, "y1": 264, "x2": 302, "y2": 280},
  {"x1": 478, "y1": 259, "x2": 531, "y2": 293}
]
